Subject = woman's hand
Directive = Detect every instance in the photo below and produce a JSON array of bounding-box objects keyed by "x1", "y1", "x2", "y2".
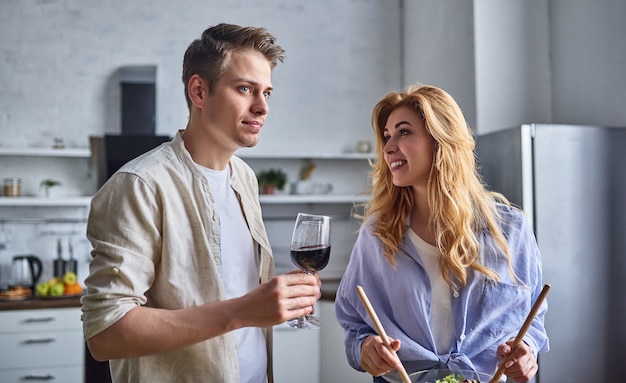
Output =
[
  {"x1": 496, "y1": 340, "x2": 538, "y2": 382},
  {"x1": 359, "y1": 335, "x2": 403, "y2": 377}
]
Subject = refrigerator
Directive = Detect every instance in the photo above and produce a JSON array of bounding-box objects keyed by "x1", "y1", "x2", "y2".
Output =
[{"x1": 476, "y1": 124, "x2": 626, "y2": 382}]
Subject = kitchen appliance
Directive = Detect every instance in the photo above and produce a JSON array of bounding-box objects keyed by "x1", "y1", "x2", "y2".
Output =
[
  {"x1": 89, "y1": 64, "x2": 168, "y2": 189},
  {"x1": 90, "y1": 134, "x2": 171, "y2": 187},
  {"x1": 66, "y1": 238, "x2": 78, "y2": 275},
  {"x1": 9, "y1": 254, "x2": 43, "y2": 290},
  {"x1": 476, "y1": 124, "x2": 626, "y2": 383},
  {"x1": 120, "y1": 65, "x2": 157, "y2": 136},
  {"x1": 53, "y1": 238, "x2": 65, "y2": 278}
]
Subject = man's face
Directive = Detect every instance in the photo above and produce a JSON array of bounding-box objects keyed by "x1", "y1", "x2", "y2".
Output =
[{"x1": 201, "y1": 49, "x2": 274, "y2": 152}]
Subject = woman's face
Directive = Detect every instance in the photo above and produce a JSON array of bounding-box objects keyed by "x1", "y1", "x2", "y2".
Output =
[{"x1": 382, "y1": 105, "x2": 435, "y2": 188}]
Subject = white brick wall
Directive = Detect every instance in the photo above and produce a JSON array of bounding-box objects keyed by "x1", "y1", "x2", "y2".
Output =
[{"x1": 0, "y1": 0, "x2": 402, "y2": 152}]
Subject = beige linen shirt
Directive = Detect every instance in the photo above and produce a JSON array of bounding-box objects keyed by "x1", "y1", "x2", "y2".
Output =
[{"x1": 81, "y1": 132, "x2": 275, "y2": 382}]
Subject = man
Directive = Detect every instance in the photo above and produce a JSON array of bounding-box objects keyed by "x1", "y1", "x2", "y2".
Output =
[{"x1": 81, "y1": 23, "x2": 321, "y2": 383}]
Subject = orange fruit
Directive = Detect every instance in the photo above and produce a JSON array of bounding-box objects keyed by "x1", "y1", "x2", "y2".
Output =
[{"x1": 64, "y1": 282, "x2": 83, "y2": 295}]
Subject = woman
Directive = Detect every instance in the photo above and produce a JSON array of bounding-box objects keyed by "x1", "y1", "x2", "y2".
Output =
[{"x1": 335, "y1": 84, "x2": 548, "y2": 382}]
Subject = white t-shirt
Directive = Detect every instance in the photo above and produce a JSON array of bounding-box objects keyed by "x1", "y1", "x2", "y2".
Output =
[
  {"x1": 204, "y1": 166, "x2": 266, "y2": 383},
  {"x1": 408, "y1": 229, "x2": 455, "y2": 354}
]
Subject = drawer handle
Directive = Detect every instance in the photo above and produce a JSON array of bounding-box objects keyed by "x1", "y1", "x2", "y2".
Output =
[
  {"x1": 24, "y1": 317, "x2": 55, "y2": 323},
  {"x1": 23, "y1": 338, "x2": 56, "y2": 344},
  {"x1": 23, "y1": 374, "x2": 56, "y2": 380}
]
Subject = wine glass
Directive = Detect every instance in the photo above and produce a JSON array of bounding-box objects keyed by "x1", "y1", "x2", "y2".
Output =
[{"x1": 286, "y1": 212, "x2": 331, "y2": 329}]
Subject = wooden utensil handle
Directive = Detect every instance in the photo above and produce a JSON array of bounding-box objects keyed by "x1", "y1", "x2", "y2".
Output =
[{"x1": 356, "y1": 285, "x2": 412, "y2": 383}]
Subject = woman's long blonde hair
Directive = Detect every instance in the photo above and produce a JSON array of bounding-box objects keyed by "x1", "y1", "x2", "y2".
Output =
[{"x1": 362, "y1": 84, "x2": 516, "y2": 291}]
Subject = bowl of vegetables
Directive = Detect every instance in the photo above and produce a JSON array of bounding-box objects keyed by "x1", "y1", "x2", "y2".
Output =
[{"x1": 408, "y1": 369, "x2": 492, "y2": 383}]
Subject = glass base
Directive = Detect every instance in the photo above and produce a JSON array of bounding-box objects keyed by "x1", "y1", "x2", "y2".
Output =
[{"x1": 285, "y1": 314, "x2": 321, "y2": 329}]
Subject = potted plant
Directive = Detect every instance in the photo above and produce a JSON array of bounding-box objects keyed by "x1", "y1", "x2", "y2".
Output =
[
  {"x1": 40, "y1": 179, "x2": 62, "y2": 197},
  {"x1": 257, "y1": 168, "x2": 287, "y2": 195}
]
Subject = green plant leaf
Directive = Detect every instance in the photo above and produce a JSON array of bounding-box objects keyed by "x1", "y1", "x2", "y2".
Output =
[
  {"x1": 257, "y1": 168, "x2": 287, "y2": 190},
  {"x1": 40, "y1": 179, "x2": 62, "y2": 188}
]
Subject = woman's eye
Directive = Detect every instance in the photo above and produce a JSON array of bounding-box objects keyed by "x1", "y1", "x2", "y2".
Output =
[
  {"x1": 383, "y1": 135, "x2": 391, "y2": 142},
  {"x1": 399, "y1": 129, "x2": 410, "y2": 136}
]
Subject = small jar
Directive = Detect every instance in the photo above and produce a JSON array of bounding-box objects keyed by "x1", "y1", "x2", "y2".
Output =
[{"x1": 3, "y1": 177, "x2": 22, "y2": 197}]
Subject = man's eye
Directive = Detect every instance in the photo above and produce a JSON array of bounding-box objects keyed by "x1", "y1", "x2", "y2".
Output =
[
  {"x1": 240, "y1": 85, "x2": 251, "y2": 93},
  {"x1": 263, "y1": 91, "x2": 271, "y2": 99}
]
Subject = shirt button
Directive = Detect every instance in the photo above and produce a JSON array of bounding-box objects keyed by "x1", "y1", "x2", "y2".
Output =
[
  {"x1": 111, "y1": 267, "x2": 120, "y2": 275},
  {"x1": 460, "y1": 334, "x2": 466, "y2": 340},
  {"x1": 213, "y1": 256, "x2": 221, "y2": 265},
  {"x1": 212, "y1": 214, "x2": 218, "y2": 222},
  {"x1": 453, "y1": 291, "x2": 459, "y2": 298}
]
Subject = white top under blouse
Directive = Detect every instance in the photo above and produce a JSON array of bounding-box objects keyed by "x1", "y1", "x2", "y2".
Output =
[{"x1": 408, "y1": 229, "x2": 455, "y2": 354}]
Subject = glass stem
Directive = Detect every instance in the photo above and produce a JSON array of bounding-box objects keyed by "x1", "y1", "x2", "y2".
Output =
[{"x1": 297, "y1": 316, "x2": 307, "y2": 327}]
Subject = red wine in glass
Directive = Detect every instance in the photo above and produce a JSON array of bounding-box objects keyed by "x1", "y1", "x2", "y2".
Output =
[
  {"x1": 287, "y1": 213, "x2": 331, "y2": 329},
  {"x1": 290, "y1": 245, "x2": 331, "y2": 272}
]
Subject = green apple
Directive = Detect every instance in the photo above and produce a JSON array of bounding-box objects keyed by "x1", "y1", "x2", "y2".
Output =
[
  {"x1": 36, "y1": 281, "x2": 50, "y2": 297},
  {"x1": 63, "y1": 271, "x2": 77, "y2": 285},
  {"x1": 50, "y1": 282, "x2": 65, "y2": 297}
]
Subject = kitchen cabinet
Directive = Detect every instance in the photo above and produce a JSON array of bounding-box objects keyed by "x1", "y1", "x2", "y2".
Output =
[
  {"x1": 273, "y1": 300, "x2": 372, "y2": 383},
  {"x1": 273, "y1": 321, "x2": 321, "y2": 383},
  {"x1": 0, "y1": 307, "x2": 84, "y2": 382},
  {"x1": 319, "y1": 299, "x2": 371, "y2": 383}
]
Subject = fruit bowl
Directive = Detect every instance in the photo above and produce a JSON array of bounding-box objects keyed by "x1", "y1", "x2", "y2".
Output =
[
  {"x1": 35, "y1": 271, "x2": 83, "y2": 298},
  {"x1": 408, "y1": 368, "x2": 492, "y2": 383}
]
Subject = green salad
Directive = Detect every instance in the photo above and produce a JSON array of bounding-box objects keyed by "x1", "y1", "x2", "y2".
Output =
[{"x1": 435, "y1": 374, "x2": 479, "y2": 383}]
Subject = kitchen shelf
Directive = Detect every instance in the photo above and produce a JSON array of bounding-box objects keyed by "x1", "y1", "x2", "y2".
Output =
[
  {"x1": 0, "y1": 147, "x2": 91, "y2": 158},
  {"x1": 259, "y1": 194, "x2": 369, "y2": 204},
  {"x1": 0, "y1": 195, "x2": 364, "y2": 206},
  {"x1": 237, "y1": 152, "x2": 374, "y2": 160},
  {"x1": 0, "y1": 148, "x2": 371, "y2": 160},
  {"x1": 0, "y1": 196, "x2": 92, "y2": 207}
]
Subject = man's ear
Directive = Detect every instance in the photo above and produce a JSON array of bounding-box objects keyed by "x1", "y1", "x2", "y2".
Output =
[{"x1": 187, "y1": 74, "x2": 206, "y2": 108}]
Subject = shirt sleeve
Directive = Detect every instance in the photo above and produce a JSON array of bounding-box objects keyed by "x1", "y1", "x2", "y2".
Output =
[
  {"x1": 517, "y1": 211, "x2": 550, "y2": 355},
  {"x1": 81, "y1": 172, "x2": 162, "y2": 339},
  {"x1": 334, "y1": 225, "x2": 379, "y2": 371}
]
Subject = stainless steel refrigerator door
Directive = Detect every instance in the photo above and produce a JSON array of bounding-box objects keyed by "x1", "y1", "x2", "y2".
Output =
[
  {"x1": 478, "y1": 124, "x2": 626, "y2": 382},
  {"x1": 533, "y1": 124, "x2": 612, "y2": 382}
]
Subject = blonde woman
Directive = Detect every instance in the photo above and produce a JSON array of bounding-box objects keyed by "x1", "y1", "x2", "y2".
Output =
[{"x1": 335, "y1": 84, "x2": 548, "y2": 382}]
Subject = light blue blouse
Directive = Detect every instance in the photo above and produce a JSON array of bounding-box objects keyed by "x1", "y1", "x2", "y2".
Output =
[{"x1": 334, "y1": 204, "x2": 549, "y2": 380}]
